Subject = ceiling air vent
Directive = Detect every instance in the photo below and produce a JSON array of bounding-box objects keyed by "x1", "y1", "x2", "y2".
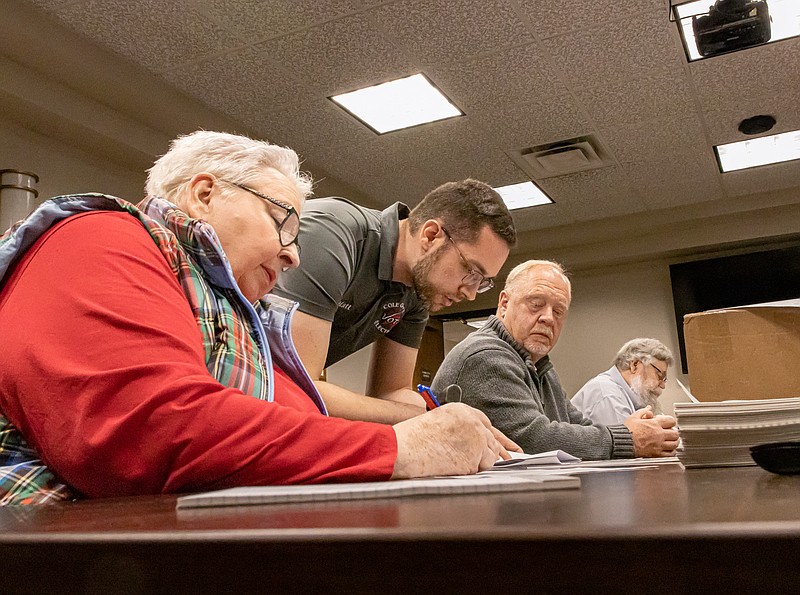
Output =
[{"x1": 508, "y1": 134, "x2": 614, "y2": 179}]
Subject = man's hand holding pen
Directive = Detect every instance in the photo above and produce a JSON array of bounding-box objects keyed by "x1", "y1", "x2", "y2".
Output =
[{"x1": 391, "y1": 402, "x2": 522, "y2": 479}]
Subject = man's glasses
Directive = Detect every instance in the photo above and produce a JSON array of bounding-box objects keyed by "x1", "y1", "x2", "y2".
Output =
[
  {"x1": 649, "y1": 362, "x2": 668, "y2": 383},
  {"x1": 441, "y1": 226, "x2": 494, "y2": 293},
  {"x1": 221, "y1": 180, "x2": 301, "y2": 252}
]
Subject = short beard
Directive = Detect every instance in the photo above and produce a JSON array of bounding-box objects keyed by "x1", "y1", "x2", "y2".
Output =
[
  {"x1": 411, "y1": 245, "x2": 444, "y2": 311},
  {"x1": 630, "y1": 374, "x2": 662, "y2": 413}
]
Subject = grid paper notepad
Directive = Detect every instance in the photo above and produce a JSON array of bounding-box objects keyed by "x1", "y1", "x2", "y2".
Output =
[{"x1": 176, "y1": 472, "x2": 580, "y2": 509}]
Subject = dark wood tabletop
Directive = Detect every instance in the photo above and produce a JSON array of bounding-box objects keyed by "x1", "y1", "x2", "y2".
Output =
[{"x1": 2, "y1": 466, "x2": 799, "y2": 593}]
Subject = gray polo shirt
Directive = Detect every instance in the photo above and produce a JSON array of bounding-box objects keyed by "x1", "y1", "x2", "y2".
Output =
[{"x1": 272, "y1": 197, "x2": 428, "y2": 368}]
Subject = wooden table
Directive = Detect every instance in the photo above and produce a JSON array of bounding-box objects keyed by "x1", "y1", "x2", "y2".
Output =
[{"x1": 2, "y1": 466, "x2": 799, "y2": 593}]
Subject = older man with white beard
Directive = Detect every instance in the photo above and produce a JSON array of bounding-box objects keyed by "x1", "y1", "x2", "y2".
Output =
[
  {"x1": 432, "y1": 260, "x2": 679, "y2": 460},
  {"x1": 572, "y1": 339, "x2": 674, "y2": 425}
]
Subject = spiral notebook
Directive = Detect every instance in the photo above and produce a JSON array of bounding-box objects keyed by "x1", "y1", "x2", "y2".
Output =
[{"x1": 176, "y1": 472, "x2": 580, "y2": 509}]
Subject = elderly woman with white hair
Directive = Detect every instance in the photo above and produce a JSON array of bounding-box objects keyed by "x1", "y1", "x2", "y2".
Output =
[{"x1": 0, "y1": 131, "x2": 515, "y2": 505}]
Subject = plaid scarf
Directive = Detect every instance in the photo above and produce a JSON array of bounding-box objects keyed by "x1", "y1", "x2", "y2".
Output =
[{"x1": 0, "y1": 194, "x2": 311, "y2": 504}]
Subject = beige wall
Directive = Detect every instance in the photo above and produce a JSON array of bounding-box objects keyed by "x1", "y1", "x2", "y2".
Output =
[
  {"x1": 327, "y1": 344, "x2": 373, "y2": 396},
  {"x1": 550, "y1": 260, "x2": 688, "y2": 416},
  {"x1": 0, "y1": 117, "x2": 145, "y2": 205}
]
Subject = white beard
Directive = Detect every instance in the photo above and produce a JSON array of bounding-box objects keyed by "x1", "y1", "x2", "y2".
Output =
[{"x1": 630, "y1": 374, "x2": 662, "y2": 413}]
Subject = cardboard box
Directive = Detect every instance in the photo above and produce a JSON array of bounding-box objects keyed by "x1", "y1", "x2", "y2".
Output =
[{"x1": 684, "y1": 301, "x2": 800, "y2": 402}]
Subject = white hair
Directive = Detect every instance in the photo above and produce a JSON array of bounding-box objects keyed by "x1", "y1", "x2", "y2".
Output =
[
  {"x1": 503, "y1": 259, "x2": 571, "y2": 298},
  {"x1": 613, "y1": 338, "x2": 674, "y2": 370},
  {"x1": 145, "y1": 130, "x2": 313, "y2": 203}
]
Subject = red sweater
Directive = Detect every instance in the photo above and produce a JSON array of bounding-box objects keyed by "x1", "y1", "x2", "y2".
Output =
[{"x1": 0, "y1": 211, "x2": 397, "y2": 498}]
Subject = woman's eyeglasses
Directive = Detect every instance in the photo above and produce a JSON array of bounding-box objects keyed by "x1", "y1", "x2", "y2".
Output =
[{"x1": 221, "y1": 180, "x2": 301, "y2": 252}]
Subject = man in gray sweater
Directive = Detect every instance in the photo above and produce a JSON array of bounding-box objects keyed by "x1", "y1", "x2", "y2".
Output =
[{"x1": 432, "y1": 260, "x2": 679, "y2": 459}]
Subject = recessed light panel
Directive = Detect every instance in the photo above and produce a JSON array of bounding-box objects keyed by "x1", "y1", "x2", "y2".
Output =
[
  {"x1": 494, "y1": 181, "x2": 553, "y2": 210},
  {"x1": 330, "y1": 73, "x2": 462, "y2": 134},
  {"x1": 675, "y1": 0, "x2": 800, "y2": 61},
  {"x1": 715, "y1": 129, "x2": 800, "y2": 172}
]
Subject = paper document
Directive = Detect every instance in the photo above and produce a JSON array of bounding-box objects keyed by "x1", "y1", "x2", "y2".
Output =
[
  {"x1": 492, "y1": 449, "x2": 580, "y2": 469},
  {"x1": 677, "y1": 378, "x2": 700, "y2": 403},
  {"x1": 735, "y1": 298, "x2": 800, "y2": 309},
  {"x1": 491, "y1": 450, "x2": 683, "y2": 474},
  {"x1": 176, "y1": 472, "x2": 580, "y2": 509},
  {"x1": 497, "y1": 456, "x2": 683, "y2": 475}
]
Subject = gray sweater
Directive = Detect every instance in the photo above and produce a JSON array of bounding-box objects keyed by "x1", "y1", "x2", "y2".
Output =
[{"x1": 431, "y1": 316, "x2": 635, "y2": 460}]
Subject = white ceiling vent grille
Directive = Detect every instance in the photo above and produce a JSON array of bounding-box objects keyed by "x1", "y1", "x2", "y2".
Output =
[{"x1": 508, "y1": 135, "x2": 614, "y2": 179}]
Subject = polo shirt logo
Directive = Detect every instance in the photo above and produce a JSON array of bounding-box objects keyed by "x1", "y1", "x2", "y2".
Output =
[{"x1": 375, "y1": 301, "x2": 405, "y2": 334}]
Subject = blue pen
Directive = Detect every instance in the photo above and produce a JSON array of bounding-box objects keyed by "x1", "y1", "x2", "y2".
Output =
[{"x1": 416, "y1": 384, "x2": 441, "y2": 409}]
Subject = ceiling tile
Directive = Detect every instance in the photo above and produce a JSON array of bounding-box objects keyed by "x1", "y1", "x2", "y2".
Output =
[
  {"x1": 306, "y1": 141, "x2": 443, "y2": 207},
  {"x1": 517, "y1": 0, "x2": 665, "y2": 40},
  {"x1": 161, "y1": 47, "x2": 309, "y2": 120},
  {"x1": 469, "y1": 95, "x2": 593, "y2": 150},
  {"x1": 510, "y1": 204, "x2": 576, "y2": 232},
  {"x1": 349, "y1": 167, "x2": 443, "y2": 208},
  {"x1": 547, "y1": 9, "x2": 684, "y2": 91},
  {"x1": 537, "y1": 165, "x2": 641, "y2": 220},
  {"x1": 701, "y1": 96, "x2": 800, "y2": 146},
  {"x1": 377, "y1": 117, "x2": 513, "y2": 183},
  {"x1": 48, "y1": 0, "x2": 238, "y2": 73},
  {"x1": 690, "y1": 36, "x2": 800, "y2": 104},
  {"x1": 427, "y1": 41, "x2": 595, "y2": 149},
  {"x1": 195, "y1": 0, "x2": 363, "y2": 40},
  {"x1": 429, "y1": 42, "x2": 559, "y2": 112},
  {"x1": 255, "y1": 98, "x2": 378, "y2": 158},
  {"x1": 597, "y1": 113, "x2": 709, "y2": 164},
  {"x1": 624, "y1": 156, "x2": 726, "y2": 209},
  {"x1": 27, "y1": 0, "x2": 81, "y2": 11},
  {"x1": 255, "y1": 14, "x2": 416, "y2": 98},
  {"x1": 690, "y1": 38, "x2": 800, "y2": 144},
  {"x1": 368, "y1": 0, "x2": 531, "y2": 65},
  {"x1": 574, "y1": 67, "x2": 696, "y2": 128}
]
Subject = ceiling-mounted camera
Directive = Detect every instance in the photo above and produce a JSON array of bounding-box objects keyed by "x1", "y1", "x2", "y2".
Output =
[{"x1": 692, "y1": 0, "x2": 771, "y2": 57}]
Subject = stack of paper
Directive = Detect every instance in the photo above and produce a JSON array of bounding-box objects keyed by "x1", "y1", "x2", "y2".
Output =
[
  {"x1": 490, "y1": 450, "x2": 682, "y2": 474},
  {"x1": 674, "y1": 397, "x2": 800, "y2": 467}
]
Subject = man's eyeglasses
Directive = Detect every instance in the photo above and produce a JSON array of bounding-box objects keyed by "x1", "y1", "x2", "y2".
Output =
[
  {"x1": 221, "y1": 180, "x2": 301, "y2": 252},
  {"x1": 649, "y1": 362, "x2": 668, "y2": 383},
  {"x1": 441, "y1": 226, "x2": 494, "y2": 293}
]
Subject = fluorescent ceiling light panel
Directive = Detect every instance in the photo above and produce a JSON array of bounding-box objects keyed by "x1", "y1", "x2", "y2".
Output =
[
  {"x1": 715, "y1": 129, "x2": 800, "y2": 172},
  {"x1": 493, "y1": 181, "x2": 553, "y2": 210},
  {"x1": 330, "y1": 73, "x2": 462, "y2": 134},
  {"x1": 675, "y1": 0, "x2": 800, "y2": 60}
]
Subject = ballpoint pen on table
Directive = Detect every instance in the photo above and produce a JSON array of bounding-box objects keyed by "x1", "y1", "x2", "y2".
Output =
[{"x1": 416, "y1": 384, "x2": 441, "y2": 409}]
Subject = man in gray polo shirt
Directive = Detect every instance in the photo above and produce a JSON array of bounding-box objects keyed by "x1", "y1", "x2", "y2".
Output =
[{"x1": 273, "y1": 179, "x2": 516, "y2": 423}]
